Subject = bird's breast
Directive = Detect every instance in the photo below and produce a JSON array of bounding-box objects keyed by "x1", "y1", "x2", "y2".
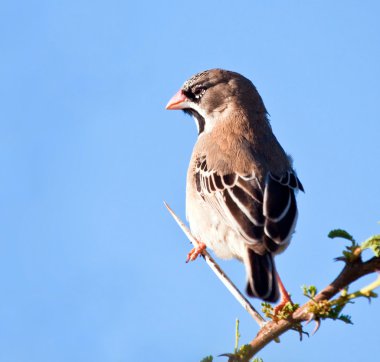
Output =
[{"x1": 186, "y1": 177, "x2": 246, "y2": 261}]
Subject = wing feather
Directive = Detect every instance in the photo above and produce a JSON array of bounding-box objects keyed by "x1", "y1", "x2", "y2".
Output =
[{"x1": 194, "y1": 158, "x2": 303, "y2": 252}]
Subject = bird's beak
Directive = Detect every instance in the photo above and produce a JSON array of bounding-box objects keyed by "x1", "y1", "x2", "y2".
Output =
[{"x1": 165, "y1": 89, "x2": 188, "y2": 110}]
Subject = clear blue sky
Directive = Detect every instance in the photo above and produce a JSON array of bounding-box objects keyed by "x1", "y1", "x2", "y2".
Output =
[{"x1": 1, "y1": 1, "x2": 379, "y2": 361}]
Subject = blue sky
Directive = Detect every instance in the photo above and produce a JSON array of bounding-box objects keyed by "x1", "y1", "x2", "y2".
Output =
[{"x1": 1, "y1": 1, "x2": 379, "y2": 361}]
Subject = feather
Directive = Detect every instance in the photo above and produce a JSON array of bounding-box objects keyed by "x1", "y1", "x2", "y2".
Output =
[
  {"x1": 194, "y1": 157, "x2": 303, "y2": 253},
  {"x1": 245, "y1": 248, "x2": 279, "y2": 302}
]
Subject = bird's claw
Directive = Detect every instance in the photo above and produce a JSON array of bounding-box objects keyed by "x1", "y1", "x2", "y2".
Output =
[{"x1": 186, "y1": 242, "x2": 206, "y2": 263}]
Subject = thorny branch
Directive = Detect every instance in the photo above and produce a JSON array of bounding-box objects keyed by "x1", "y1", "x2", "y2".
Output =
[
  {"x1": 164, "y1": 202, "x2": 266, "y2": 327},
  {"x1": 164, "y1": 202, "x2": 380, "y2": 361},
  {"x1": 246, "y1": 256, "x2": 380, "y2": 360}
]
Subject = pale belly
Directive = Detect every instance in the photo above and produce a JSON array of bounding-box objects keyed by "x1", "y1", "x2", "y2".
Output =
[{"x1": 186, "y1": 193, "x2": 247, "y2": 261}]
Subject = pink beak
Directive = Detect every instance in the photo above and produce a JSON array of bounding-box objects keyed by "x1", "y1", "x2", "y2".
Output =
[{"x1": 165, "y1": 89, "x2": 188, "y2": 110}]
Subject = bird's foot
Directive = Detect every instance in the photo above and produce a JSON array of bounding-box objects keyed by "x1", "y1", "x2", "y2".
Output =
[
  {"x1": 186, "y1": 242, "x2": 206, "y2": 263},
  {"x1": 273, "y1": 295, "x2": 293, "y2": 317},
  {"x1": 273, "y1": 273, "x2": 295, "y2": 319}
]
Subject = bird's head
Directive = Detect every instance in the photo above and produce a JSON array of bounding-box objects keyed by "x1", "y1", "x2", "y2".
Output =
[{"x1": 166, "y1": 69, "x2": 267, "y2": 135}]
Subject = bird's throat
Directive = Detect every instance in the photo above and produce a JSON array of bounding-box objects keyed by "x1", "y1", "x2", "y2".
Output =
[{"x1": 183, "y1": 109, "x2": 205, "y2": 135}]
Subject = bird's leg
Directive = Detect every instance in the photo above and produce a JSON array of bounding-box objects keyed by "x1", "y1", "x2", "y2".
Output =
[
  {"x1": 186, "y1": 242, "x2": 207, "y2": 263},
  {"x1": 273, "y1": 272, "x2": 293, "y2": 316}
]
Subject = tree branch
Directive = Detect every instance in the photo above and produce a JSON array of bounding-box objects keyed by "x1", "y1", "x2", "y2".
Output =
[
  {"x1": 164, "y1": 201, "x2": 267, "y2": 328},
  {"x1": 246, "y1": 257, "x2": 380, "y2": 360},
  {"x1": 164, "y1": 202, "x2": 380, "y2": 361}
]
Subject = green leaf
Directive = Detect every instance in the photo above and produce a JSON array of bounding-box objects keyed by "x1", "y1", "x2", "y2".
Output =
[
  {"x1": 200, "y1": 356, "x2": 213, "y2": 362},
  {"x1": 302, "y1": 285, "x2": 318, "y2": 299},
  {"x1": 361, "y1": 235, "x2": 380, "y2": 257},
  {"x1": 261, "y1": 302, "x2": 274, "y2": 318},
  {"x1": 338, "y1": 314, "x2": 353, "y2": 324},
  {"x1": 328, "y1": 229, "x2": 355, "y2": 242}
]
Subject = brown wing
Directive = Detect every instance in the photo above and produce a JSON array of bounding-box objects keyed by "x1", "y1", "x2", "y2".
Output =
[{"x1": 194, "y1": 157, "x2": 304, "y2": 252}]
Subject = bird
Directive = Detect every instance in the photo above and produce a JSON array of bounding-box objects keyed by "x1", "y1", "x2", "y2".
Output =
[{"x1": 166, "y1": 69, "x2": 304, "y2": 307}]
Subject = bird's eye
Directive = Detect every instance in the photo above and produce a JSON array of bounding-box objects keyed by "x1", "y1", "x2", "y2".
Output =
[{"x1": 193, "y1": 87, "x2": 206, "y2": 99}]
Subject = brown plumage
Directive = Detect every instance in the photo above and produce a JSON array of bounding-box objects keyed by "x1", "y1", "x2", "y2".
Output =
[{"x1": 166, "y1": 69, "x2": 303, "y2": 302}]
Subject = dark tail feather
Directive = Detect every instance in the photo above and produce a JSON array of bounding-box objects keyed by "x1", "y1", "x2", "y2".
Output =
[{"x1": 245, "y1": 248, "x2": 279, "y2": 302}]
